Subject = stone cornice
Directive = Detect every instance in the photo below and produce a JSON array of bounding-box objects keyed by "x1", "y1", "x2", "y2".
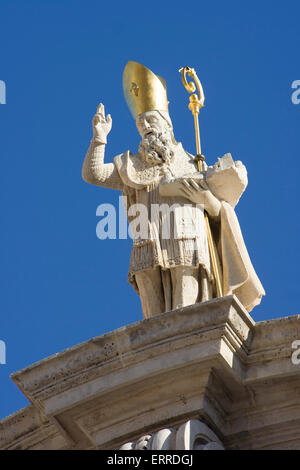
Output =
[{"x1": 1, "y1": 295, "x2": 300, "y2": 449}]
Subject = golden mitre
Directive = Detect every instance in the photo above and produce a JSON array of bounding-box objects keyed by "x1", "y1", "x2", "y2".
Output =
[{"x1": 123, "y1": 61, "x2": 169, "y2": 120}]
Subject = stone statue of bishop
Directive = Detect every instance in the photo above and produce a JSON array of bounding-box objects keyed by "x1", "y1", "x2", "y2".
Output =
[{"x1": 82, "y1": 61, "x2": 265, "y2": 318}]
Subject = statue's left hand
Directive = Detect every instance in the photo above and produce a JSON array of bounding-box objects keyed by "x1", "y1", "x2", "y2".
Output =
[
  {"x1": 179, "y1": 178, "x2": 208, "y2": 203},
  {"x1": 179, "y1": 178, "x2": 220, "y2": 217}
]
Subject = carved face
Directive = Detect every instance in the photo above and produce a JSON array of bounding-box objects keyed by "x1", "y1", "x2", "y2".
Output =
[
  {"x1": 136, "y1": 111, "x2": 175, "y2": 165},
  {"x1": 136, "y1": 111, "x2": 171, "y2": 139}
]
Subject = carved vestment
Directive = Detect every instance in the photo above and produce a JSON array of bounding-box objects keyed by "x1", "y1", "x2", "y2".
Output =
[{"x1": 114, "y1": 144, "x2": 265, "y2": 312}]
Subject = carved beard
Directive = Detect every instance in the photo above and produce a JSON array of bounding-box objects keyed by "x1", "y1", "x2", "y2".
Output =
[{"x1": 139, "y1": 130, "x2": 175, "y2": 166}]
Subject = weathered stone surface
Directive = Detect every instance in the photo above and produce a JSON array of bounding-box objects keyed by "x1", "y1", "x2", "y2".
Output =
[
  {"x1": 1, "y1": 295, "x2": 300, "y2": 450},
  {"x1": 205, "y1": 153, "x2": 248, "y2": 208}
]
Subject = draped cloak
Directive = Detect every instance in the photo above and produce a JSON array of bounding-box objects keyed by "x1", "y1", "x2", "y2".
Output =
[{"x1": 114, "y1": 145, "x2": 265, "y2": 313}]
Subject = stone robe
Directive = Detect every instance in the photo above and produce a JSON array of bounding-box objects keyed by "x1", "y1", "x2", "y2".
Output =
[{"x1": 114, "y1": 143, "x2": 265, "y2": 313}]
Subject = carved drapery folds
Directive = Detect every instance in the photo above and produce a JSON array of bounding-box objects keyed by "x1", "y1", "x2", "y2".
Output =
[{"x1": 119, "y1": 419, "x2": 224, "y2": 450}]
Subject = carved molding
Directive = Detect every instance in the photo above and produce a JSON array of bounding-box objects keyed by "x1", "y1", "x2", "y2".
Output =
[{"x1": 119, "y1": 419, "x2": 224, "y2": 450}]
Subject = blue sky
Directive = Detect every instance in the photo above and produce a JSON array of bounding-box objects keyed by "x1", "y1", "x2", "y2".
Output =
[{"x1": 0, "y1": 0, "x2": 299, "y2": 419}]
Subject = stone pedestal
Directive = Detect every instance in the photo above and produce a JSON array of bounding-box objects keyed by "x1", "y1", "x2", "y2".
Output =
[{"x1": 1, "y1": 295, "x2": 300, "y2": 450}]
